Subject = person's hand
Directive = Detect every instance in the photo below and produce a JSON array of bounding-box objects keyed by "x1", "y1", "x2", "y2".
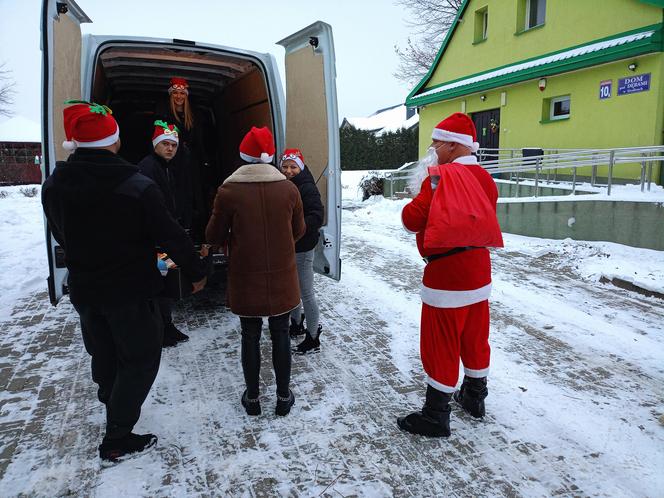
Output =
[
  {"x1": 191, "y1": 276, "x2": 207, "y2": 294},
  {"x1": 200, "y1": 244, "x2": 210, "y2": 257}
]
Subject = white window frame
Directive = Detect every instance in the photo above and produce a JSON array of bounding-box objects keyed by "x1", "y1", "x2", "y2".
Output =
[
  {"x1": 549, "y1": 96, "x2": 570, "y2": 121},
  {"x1": 526, "y1": 0, "x2": 546, "y2": 30}
]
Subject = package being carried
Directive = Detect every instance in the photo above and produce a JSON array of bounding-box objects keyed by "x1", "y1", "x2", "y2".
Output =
[{"x1": 423, "y1": 162, "x2": 503, "y2": 249}]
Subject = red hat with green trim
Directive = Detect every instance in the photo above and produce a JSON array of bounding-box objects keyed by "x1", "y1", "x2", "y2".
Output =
[
  {"x1": 152, "y1": 120, "x2": 179, "y2": 147},
  {"x1": 62, "y1": 100, "x2": 119, "y2": 152}
]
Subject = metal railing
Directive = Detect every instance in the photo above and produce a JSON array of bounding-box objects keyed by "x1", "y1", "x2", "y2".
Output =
[{"x1": 384, "y1": 145, "x2": 664, "y2": 198}]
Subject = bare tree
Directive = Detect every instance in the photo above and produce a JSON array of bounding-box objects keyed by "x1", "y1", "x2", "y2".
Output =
[
  {"x1": 0, "y1": 63, "x2": 16, "y2": 118},
  {"x1": 394, "y1": 0, "x2": 463, "y2": 86}
]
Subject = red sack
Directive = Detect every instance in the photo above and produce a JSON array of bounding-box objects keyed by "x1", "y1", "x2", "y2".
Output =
[{"x1": 424, "y1": 163, "x2": 504, "y2": 249}]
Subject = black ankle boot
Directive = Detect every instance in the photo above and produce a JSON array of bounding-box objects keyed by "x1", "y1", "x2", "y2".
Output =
[
  {"x1": 241, "y1": 389, "x2": 261, "y2": 416},
  {"x1": 293, "y1": 325, "x2": 321, "y2": 355},
  {"x1": 453, "y1": 376, "x2": 488, "y2": 418},
  {"x1": 397, "y1": 385, "x2": 452, "y2": 437},
  {"x1": 289, "y1": 314, "x2": 305, "y2": 337},
  {"x1": 275, "y1": 389, "x2": 295, "y2": 416},
  {"x1": 99, "y1": 432, "x2": 158, "y2": 462}
]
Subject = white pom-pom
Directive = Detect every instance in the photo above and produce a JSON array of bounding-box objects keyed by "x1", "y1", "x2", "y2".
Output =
[
  {"x1": 62, "y1": 140, "x2": 77, "y2": 151},
  {"x1": 260, "y1": 152, "x2": 272, "y2": 163}
]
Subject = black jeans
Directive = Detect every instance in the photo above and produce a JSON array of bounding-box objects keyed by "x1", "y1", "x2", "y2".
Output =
[
  {"x1": 240, "y1": 313, "x2": 291, "y2": 398},
  {"x1": 72, "y1": 298, "x2": 163, "y2": 439}
]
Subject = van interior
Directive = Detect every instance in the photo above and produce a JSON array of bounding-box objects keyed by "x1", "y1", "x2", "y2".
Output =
[{"x1": 90, "y1": 43, "x2": 274, "y2": 242}]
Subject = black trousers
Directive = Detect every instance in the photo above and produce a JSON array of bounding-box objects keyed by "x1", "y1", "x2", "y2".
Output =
[
  {"x1": 73, "y1": 298, "x2": 163, "y2": 439},
  {"x1": 239, "y1": 313, "x2": 291, "y2": 398}
]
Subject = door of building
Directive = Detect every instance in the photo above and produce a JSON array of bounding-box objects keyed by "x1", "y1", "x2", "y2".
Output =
[{"x1": 471, "y1": 108, "x2": 500, "y2": 160}]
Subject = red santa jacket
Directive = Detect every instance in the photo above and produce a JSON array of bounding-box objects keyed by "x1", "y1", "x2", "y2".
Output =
[{"x1": 402, "y1": 155, "x2": 499, "y2": 308}]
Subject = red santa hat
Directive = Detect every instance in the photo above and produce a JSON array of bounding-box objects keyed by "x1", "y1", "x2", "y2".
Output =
[
  {"x1": 239, "y1": 126, "x2": 275, "y2": 163},
  {"x1": 168, "y1": 77, "x2": 189, "y2": 95},
  {"x1": 152, "y1": 120, "x2": 179, "y2": 147},
  {"x1": 432, "y1": 112, "x2": 480, "y2": 153},
  {"x1": 280, "y1": 148, "x2": 305, "y2": 170},
  {"x1": 62, "y1": 100, "x2": 120, "y2": 152}
]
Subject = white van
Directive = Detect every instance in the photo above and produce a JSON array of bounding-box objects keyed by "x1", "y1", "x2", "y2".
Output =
[{"x1": 41, "y1": 0, "x2": 342, "y2": 305}]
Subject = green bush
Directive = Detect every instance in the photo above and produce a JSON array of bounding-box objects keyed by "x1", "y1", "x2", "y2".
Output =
[{"x1": 340, "y1": 124, "x2": 418, "y2": 171}]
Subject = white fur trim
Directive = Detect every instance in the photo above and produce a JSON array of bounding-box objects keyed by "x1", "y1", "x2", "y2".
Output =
[
  {"x1": 281, "y1": 155, "x2": 305, "y2": 170},
  {"x1": 240, "y1": 151, "x2": 274, "y2": 164},
  {"x1": 464, "y1": 366, "x2": 490, "y2": 378},
  {"x1": 74, "y1": 125, "x2": 120, "y2": 149},
  {"x1": 432, "y1": 128, "x2": 480, "y2": 153},
  {"x1": 453, "y1": 155, "x2": 480, "y2": 165},
  {"x1": 152, "y1": 134, "x2": 179, "y2": 148},
  {"x1": 427, "y1": 376, "x2": 457, "y2": 393},
  {"x1": 420, "y1": 283, "x2": 492, "y2": 308},
  {"x1": 224, "y1": 163, "x2": 286, "y2": 184}
]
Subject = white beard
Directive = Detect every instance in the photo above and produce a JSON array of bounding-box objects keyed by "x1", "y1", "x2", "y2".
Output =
[{"x1": 408, "y1": 149, "x2": 439, "y2": 195}]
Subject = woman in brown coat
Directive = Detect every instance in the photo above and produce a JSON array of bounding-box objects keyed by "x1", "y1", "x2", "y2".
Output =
[{"x1": 205, "y1": 126, "x2": 305, "y2": 417}]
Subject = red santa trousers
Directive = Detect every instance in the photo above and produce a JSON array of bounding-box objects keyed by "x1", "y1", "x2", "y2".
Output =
[{"x1": 420, "y1": 300, "x2": 491, "y2": 393}]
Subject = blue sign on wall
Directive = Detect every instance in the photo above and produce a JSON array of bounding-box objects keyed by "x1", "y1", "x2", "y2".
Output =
[
  {"x1": 618, "y1": 73, "x2": 651, "y2": 95},
  {"x1": 599, "y1": 80, "x2": 612, "y2": 99}
]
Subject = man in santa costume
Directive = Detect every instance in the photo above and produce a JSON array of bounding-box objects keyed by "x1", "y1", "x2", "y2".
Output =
[
  {"x1": 42, "y1": 101, "x2": 208, "y2": 461},
  {"x1": 397, "y1": 112, "x2": 501, "y2": 437}
]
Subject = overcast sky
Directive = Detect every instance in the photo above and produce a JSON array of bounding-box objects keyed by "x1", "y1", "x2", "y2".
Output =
[{"x1": 0, "y1": 0, "x2": 419, "y2": 125}]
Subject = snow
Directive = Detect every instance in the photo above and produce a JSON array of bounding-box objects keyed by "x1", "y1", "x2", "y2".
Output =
[
  {"x1": 344, "y1": 105, "x2": 418, "y2": 136},
  {"x1": 0, "y1": 116, "x2": 42, "y2": 142},
  {"x1": 1, "y1": 173, "x2": 663, "y2": 496},
  {"x1": 414, "y1": 29, "x2": 656, "y2": 101}
]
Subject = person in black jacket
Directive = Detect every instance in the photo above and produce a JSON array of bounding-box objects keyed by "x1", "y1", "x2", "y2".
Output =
[
  {"x1": 138, "y1": 121, "x2": 193, "y2": 347},
  {"x1": 42, "y1": 101, "x2": 207, "y2": 463},
  {"x1": 279, "y1": 149, "x2": 325, "y2": 355}
]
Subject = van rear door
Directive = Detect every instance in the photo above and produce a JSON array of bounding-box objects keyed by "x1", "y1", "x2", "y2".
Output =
[
  {"x1": 278, "y1": 22, "x2": 341, "y2": 281},
  {"x1": 41, "y1": 0, "x2": 91, "y2": 304}
]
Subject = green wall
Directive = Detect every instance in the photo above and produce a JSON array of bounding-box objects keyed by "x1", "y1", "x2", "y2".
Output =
[
  {"x1": 418, "y1": 54, "x2": 664, "y2": 183},
  {"x1": 427, "y1": 0, "x2": 662, "y2": 86}
]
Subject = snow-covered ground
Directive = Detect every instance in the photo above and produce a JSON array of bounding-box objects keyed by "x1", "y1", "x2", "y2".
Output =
[{"x1": 0, "y1": 177, "x2": 663, "y2": 496}]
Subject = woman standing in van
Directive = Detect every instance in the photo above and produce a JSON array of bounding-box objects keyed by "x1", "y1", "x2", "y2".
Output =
[
  {"x1": 280, "y1": 149, "x2": 325, "y2": 355},
  {"x1": 156, "y1": 77, "x2": 210, "y2": 241}
]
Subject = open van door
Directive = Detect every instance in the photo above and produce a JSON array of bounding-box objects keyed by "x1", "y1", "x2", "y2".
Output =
[
  {"x1": 41, "y1": 0, "x2": 91, "y2": 304},
  {"x1": 278, "y1": 22, "x2": 341, "y2": 281}
]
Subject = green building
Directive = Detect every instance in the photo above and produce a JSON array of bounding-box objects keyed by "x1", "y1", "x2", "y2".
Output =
[{"x1": 406, "y1": 0, "x2": 664, "y2": 185}]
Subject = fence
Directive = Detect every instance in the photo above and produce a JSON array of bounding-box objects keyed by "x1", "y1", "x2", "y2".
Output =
[
  {"x1": 384, "y1": 145, "x2": 664, "y2": 198},
  {"x1": 0, "y1": 142, "x2": 42, "y2": 185}
]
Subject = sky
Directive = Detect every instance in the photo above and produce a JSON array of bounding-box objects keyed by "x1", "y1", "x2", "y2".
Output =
[{"x1": 0, "y1": 0, "x2": 420, "y2": 126}]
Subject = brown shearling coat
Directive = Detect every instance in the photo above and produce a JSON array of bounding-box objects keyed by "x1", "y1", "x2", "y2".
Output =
[{"x1": 205, "y1": 163, "x2": 306, "y2": 317}]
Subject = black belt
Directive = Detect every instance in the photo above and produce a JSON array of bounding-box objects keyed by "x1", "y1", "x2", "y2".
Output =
[{"x1": 423, "y1": 247, "x2": 479, "y2": 264}]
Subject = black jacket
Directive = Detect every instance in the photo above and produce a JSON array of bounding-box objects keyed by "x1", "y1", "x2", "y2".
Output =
[
  {"x1": 42, "y1": 148, "x2": 207, "y2": 305},
  {"x1": 137, "y1": 151, "x2": 193, "y2": 228},
  {"x1": 290, "y1": 165, "x2": 324, "y2": 253}
]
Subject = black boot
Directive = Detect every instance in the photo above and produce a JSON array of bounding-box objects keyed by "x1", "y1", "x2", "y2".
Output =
[
  {"x1": 164, "y1": 322, "x2": 189, "y2": 343},
  {"x1": 275, "y1": 389, "x2": 295, "y2": 416},
  {"x1": 397, "y1": 385, "x2": 452, "y2": 437},
  {"x1": 241, "y1": 389, "x2": 261, "y2": 416},
  {"x1": 292, "y1": 325, "x2": 321, "y2": 355},
  {"x1": 453, "y1": 376, "x2": 488, "y2": 418},
  {"x1": 289, "y1": 314, "x2": 305, "y2": 338},
  {"x1": 99, "y1": 432, "x2": 158, "y2": 462}
]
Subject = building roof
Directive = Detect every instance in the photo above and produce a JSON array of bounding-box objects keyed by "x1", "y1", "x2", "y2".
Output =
[
  {"x1": 343, "y1": 105, "x2": 418, "y2": 136},
  {"x1": 0, "y1": 116, "x2": 41, "y2": 142},
  {"x1": 407, "y1": 24, "x2": 663, "y2": 106}
]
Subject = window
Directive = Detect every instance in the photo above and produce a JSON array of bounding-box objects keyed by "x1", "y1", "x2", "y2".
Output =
[
  {"x1": 474, "y1": 7, "x2": 488, "y2": 43},
  {"x1": 526, "y1": 0, "x2": 546, "y2": 29},
  {"x1": 549, "y1": 96, "x2": 570, "y2": 121}
]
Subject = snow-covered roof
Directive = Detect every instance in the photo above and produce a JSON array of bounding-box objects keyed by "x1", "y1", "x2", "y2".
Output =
[
  {"x1": 0, "y1": 116, "x2": 41, "y2": 142},
  {"x1": 345, "y1": 105, "x2": 418, "y2": 135},
  {"x1": 416, "y1": 30, "x2": 656, "y2": 101}
]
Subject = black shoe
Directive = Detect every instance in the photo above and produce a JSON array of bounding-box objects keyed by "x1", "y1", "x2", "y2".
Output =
[
  {"x1": 241, "y1": 390, "x2": 261, "y2": 416},
  {"x1": 397, "y1": 386, "x2": 452, "y2": 437},
  {"x1": 165, "y1": 322, "x2": 189, "y2": 343},
  {"x1": 99, "y1": 432, "x2": 157, "y2": 462},
  {"x1": 289, "y1": 314, "x2": 305, "y2": 338},
  {"x1": 293, "y1": 326, "x2": 321, "y2": 355},
  {"x1": 275, "y1": 389, "x2": 295, "y2": 416},
  {"x1": 162, "y1": 333, "x2": 178, "y2": 348},
  {"x1": 453, "y1": 376, "x2": 488, "y2": 418}
]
